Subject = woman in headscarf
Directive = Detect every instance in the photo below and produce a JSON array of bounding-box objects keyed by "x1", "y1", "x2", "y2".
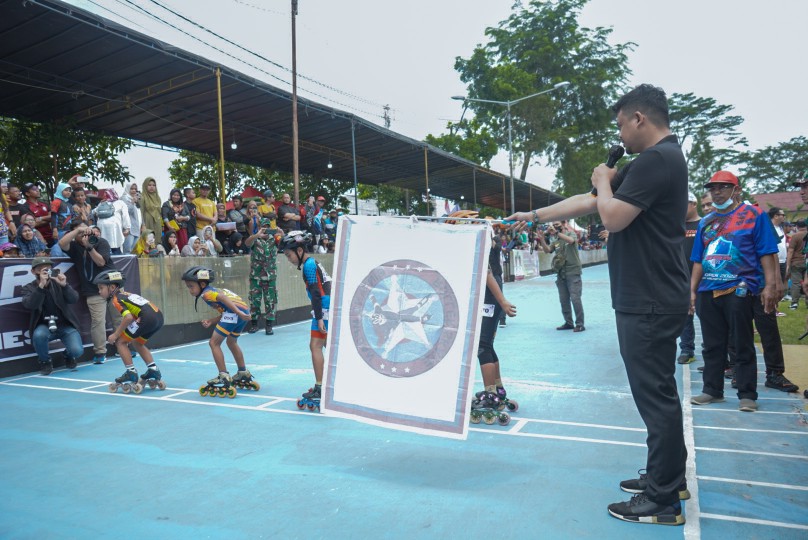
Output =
[
  {"x1": 131, "y1": 229, "x2": 165, "y2": 257},
  {"x1": 162, "y1": 230, "x2": 181, "y2": 257},
  {"x1": 140, "y1": 177, "x2": 162, "y2": 235},
  {"x1": 180, "y1": 235, "x2": 208, "y2": 257},
  {"x1": 15, "y1": 223, "x2": 48, "y2": 257},
  {"x1": 161, "y1": 188, "x2": 190, "y2": 250},
  {"x1": 120, "y1": 182, "x2": 142, "y2": 253},
  {"x1": 200, "y1": 225, "x2": 222, "y2": 256},
  {"x1": 94, "y1": 188, "x2": 130, "y2": 255}
]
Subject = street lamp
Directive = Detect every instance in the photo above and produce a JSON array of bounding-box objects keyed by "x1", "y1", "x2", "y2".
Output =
[{"x1": 452, "y1": 81, "x2": 569, "y2": 214}]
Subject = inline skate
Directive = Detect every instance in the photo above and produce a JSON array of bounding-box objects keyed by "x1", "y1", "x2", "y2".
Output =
[
  {"x1": 470, "y1": 391, "x2": 510, "y2": 426},
  {"x1": 139, "y1": 367, "x2": 166, "y2": 391},
  {"x1": 232, "y1": 369, "x2": 261, "y2": 391},
  {"x1": 109, "y1": 369, "x2": 143, "y2": 394},
  {"x1": 296, "y1": 385, "x2": 321, "y2": 412},
  {"x1": 199, "y1": 372, "x2": 237, "y2": 398},
  {"x1": 473, "y1": 387, "x2": 519, "y2": 413}
]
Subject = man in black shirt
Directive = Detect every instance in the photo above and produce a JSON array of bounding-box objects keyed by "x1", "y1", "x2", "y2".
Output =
[
  {"x1": 507, "y1": 84, "x2": 689, "y2": 526},
  {"x1": 59, "y1": 222, "x2": 119, "y2": 364},
  {"x1": 677, "y1": 192, "x2": 702, "y2": 364}
]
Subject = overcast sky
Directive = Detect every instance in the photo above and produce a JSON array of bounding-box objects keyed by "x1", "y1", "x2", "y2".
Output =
[{"x1": 70, "y1": 0, "x2": 808, "y2": 196}]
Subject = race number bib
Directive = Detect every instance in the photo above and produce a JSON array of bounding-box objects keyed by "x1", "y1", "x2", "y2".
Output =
[
  {"x1": 481, "y1": 303, "x2": 496, "y2": 318},
  {"x1": 126, "y1": 294, "x2": 148, "y2": 306},
  {"x1": 126, "y1": 321, "x2": 140, "y2": 333},
  {"x1": 221, "y1": 312, "x2": 238, "y2": 324},
  {"x1": 310, "y1": 308, "x2": 329, "y2": 321}
]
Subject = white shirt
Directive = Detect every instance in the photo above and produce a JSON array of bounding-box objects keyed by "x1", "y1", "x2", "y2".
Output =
[
  {"x1": 775, "y1": 225, "x2": 787, "y2": 263},
  {"x1": 96, "y1": 199, "x2": 132, "y2": 249}
]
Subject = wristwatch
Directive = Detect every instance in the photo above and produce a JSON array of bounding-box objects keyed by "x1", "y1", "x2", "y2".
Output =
[{"x1": 532, "y1": 209, "x2": 540, "y2": 223}]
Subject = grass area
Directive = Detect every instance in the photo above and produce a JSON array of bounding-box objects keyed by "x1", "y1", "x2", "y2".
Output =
[{"x1": 758, "y1": 299, "x2": 808, "y2": 345}]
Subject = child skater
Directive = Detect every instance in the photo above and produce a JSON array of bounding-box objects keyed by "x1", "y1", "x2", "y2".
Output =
[
  {"x1": 181, "y1": 266, "x2": 259, "y2": 397},
  {"x1": 279, "y1": 231, "x2": 331, "y2": 411},
  {"x1": 94, "y1": 270, "x2": 165, "y2": 393},
  {"x1": 447, "y1": 211, "x2": 517, "y2": 424}
]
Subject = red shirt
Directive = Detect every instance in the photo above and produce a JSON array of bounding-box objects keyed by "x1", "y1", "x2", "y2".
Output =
[{"x1": 27, "y1": 200, "x2": 52, "y2": 242}]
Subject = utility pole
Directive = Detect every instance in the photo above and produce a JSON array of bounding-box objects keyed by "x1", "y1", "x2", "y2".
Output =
[{"x1": 291, "y1": 0, "x2": 300, "y2": 206}]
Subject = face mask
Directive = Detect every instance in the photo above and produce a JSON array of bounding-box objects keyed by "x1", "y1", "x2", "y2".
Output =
[{"x1": 712, "y1": 191, "x2": 735, "y2": 210}]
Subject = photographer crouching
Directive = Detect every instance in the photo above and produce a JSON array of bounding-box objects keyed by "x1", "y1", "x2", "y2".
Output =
[{"x1": 21, "y1": 257, "x2": 83, "y2": 375}]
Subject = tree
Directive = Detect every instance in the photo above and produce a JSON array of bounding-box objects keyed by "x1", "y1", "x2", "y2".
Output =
[
  {"x1": 0, "y1": 117, "x2": 132, "y2": 200},
  {"x1": 453, "y1": 0, "x2": 634, "y2": 194},
  {"x1": 740, "y1": 136, "x2": 808, "y2": 193},
  {"x1": 355, "y1": 183, "x2": 429, "y2": 216},
  {"x1": 168, "y1": 149, "x2": 353, "y2": 209},
  {"x1": 667, "y1": 92, "x2": 747, "y2": 191},
  {"x1": 424, "y1": 118, "x2": 499, "y2": 167}
]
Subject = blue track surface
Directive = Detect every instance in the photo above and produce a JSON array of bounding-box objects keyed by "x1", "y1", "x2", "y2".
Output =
[{"x1": 1, "y1": 264, "x2": 806, "y2": 539}]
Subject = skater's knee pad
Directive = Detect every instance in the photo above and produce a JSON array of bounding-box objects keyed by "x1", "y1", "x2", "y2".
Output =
[{"x1": 478, "y1": 344, "x2": 496, "y2": 366}]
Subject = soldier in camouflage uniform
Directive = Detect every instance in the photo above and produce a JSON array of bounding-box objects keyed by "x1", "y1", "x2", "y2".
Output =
[{"x1": 245, "y1": 217, "x2": 279, "y2": 335}]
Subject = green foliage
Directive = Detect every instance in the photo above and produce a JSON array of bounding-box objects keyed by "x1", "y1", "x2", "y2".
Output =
[
  {"x1": 668, "y1": 92, "x2": 747, "y2": 192},
  {"x1": 740, "y1": 136, "x2": 808, "y2": 193},
  {"x1": 453, "y1": 0, "x2": 634, "y2": 192},
  {"x1": 425, "y1": 118, "x2": 499, "y2": 167},
  {"x1": 355, "y1": 183, "x2": 429, "y2": 216},
  {"x1": 168, "y1": 149, "x2": 353, "y2": 208},
  {"x1": 0, "y1": 117, "x2": 132, "y2": 200}
]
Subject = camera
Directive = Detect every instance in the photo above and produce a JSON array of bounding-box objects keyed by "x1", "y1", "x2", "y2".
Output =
[
  {"x1": 590, "y1": 224, "x2": 605, "y2": 242},
  {"x1": 87, "y1": 234, "x2": 99, "y2": 247},
  {"x1": 43, "y1": 268, "x2": 51, "y2": 277},
  {"x1": 51, "y1": 268, "x2": 60, "y2": 278},
  {"x1": 45, "y1": 315, "x2": 58, "y2": 333}
]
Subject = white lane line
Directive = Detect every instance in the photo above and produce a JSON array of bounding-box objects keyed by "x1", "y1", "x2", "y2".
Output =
[
  {"x1": 698, "y1": 475, "x2": 808, "y2": 492},
  {"x1": 682, "y1": 354, "x2": 701, "y2": 540},
  {"x1": 700, "y1": 513, "x2": 808, "y2": 531},
  {"x1": 467, "y1": 427, "x2": 645, "y2": 448},
  {"x1": 257, "y1": 398, "x2": 289, "y2": 408},
  {"x1": 694, "y1": 446, "x2": 808, "y2": 460},
  {"x1": 508, "y1": 418, "x2": 528, "y2": 434},
  {"x1": 521, "y1": 418, "x2": 645, "y2": 432},
  {"x1": 691, "y1": 409, "x2": 802, "y2": 416},
  {"x1": 696, "y1": 425, "x2": 808, "y2": 436}
]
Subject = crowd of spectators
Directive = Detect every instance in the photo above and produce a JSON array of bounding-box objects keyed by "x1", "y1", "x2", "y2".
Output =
[{"x1": 0, "y1": 176, "x2": 341, "y2": 261}]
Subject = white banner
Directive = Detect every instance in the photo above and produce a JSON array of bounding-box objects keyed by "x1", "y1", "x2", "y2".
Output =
[{"x1": 322, "y1": 216, "x2": 491, "y2": 439}]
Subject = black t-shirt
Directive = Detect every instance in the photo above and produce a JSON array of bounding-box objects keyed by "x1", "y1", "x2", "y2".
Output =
[
  {"x1": 66, "y1": 238, "x2": 115, "y2": 296},
  {"x1": 684, "y1": 219, "x2": 699, "y2": 273},
  {"x1": 277, "y1": 204, "x2": 300, "y2": 233},
  {"x1": 607, "y1": 134, "x2": 690, "y2": 314}
]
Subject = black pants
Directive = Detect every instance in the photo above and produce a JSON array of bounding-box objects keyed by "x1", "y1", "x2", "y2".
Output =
[
  {"x1": 615, "y1": 311, "x2": 687, "y2": 506},
  {"x1": 478, "y1": 301, "x2": 501, "y2": 366},
  {"x1": 727, "y1": 295, "x2": 784, "y2": 377},
  {"x1": 697, "y1": 292, "x2": 758, "y2": 400}
]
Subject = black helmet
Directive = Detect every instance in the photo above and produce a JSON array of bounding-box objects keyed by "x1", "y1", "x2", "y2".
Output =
[
  {"x1": 181, "y1": 266, "x2": 215, "y2": 283},
  {"x1": 93, "y1": 269, "x2": 126, "y2": 286},
  {"x1": 279, "y1": 231, "x2": 313, "y2": 252}
]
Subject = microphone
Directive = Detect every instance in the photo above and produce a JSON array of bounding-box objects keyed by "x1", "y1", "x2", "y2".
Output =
[{"x1": 591, "y1": 145, "x2": 625, "y2": 196}]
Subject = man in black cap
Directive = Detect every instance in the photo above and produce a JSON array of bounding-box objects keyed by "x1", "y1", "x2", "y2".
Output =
[{"x1": 21, "y1": 257, "x2": 84, "y2": 375}]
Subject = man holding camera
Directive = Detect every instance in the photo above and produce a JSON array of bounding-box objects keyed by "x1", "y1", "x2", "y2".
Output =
[
  {"x1": 21, "y1": 257, "x2": 84, "y2": 375},
  {"x1": 537, "y1": 220, "x2": 585, "y2": 332},
  {"x1": 59, "y1": 222, "x2": 119, "y2": 364}
]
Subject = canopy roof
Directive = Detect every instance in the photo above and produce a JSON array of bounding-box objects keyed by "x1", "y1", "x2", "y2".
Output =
[{"x1": 0, "y1": 0, "x2": 565, "y2": 212}]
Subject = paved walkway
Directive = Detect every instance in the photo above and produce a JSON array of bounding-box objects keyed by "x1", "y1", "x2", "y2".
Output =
[{"x1": 1, "y1": 264, "x2": 806, "y2": 539}]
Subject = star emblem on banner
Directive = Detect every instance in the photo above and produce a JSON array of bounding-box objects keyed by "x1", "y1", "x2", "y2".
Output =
[{"x1": 349, "y1": 259, "x2": 459, "y2": 378}]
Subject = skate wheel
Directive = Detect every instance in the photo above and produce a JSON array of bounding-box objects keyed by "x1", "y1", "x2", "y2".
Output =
[
  {"x1": 146, "y1": 380, "x2": 156, "y2": 389},
  {"x1": 496, "y1": 402, "x2": 506, "y2": 412},
  {"x1": 199, "y1": 385, "x2": 209, "y2": 396},
  {"x1": 227, "y1": 387, "x2": 237, "y2": 399},
  {"x1": 133, "y1": 383, "x2": 143, "y2": 395},
  {"x1": 497, "y1": 412, "x2": 510, "y2": 426},
  {"x1": 108, "y1": 383, "x2": 118, "y2": 393},
  {"x1": 483, "y1": 412, "x2": 496, "y2": 425},
  {"x1": 217, "y1": 388, "x2": 227, "y2": 398},
  {"x1": 306, "y1": 403, "x2": 315, "y2": 411},
  {"x1": 507, "y1": 400, "x2": 518, "y2": 412},
  {"x1": 122, "y1": 384, "x2": 131, "y2": 394},
  {"x1": 157, "y1": 380, "x2": 166, "y2": 390},
  {"x1": 250, "y1": 381, "x2": 261, "y2": 391},
  {"x1": 469, "y1": 412, "x2": 481, "y2": 424},
  {"x1": 296, "y1": 399, "x2": 305, "y2": 410}
]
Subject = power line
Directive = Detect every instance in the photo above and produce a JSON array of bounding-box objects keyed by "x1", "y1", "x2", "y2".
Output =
[{"x1": 109, "y1": 0, "x2": 387, "y2": 119}]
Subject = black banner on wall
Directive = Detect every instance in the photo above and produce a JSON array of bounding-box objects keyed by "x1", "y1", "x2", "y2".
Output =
[{"x1": 0, "y1": 256, "x2": 141, "y2": 363}]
